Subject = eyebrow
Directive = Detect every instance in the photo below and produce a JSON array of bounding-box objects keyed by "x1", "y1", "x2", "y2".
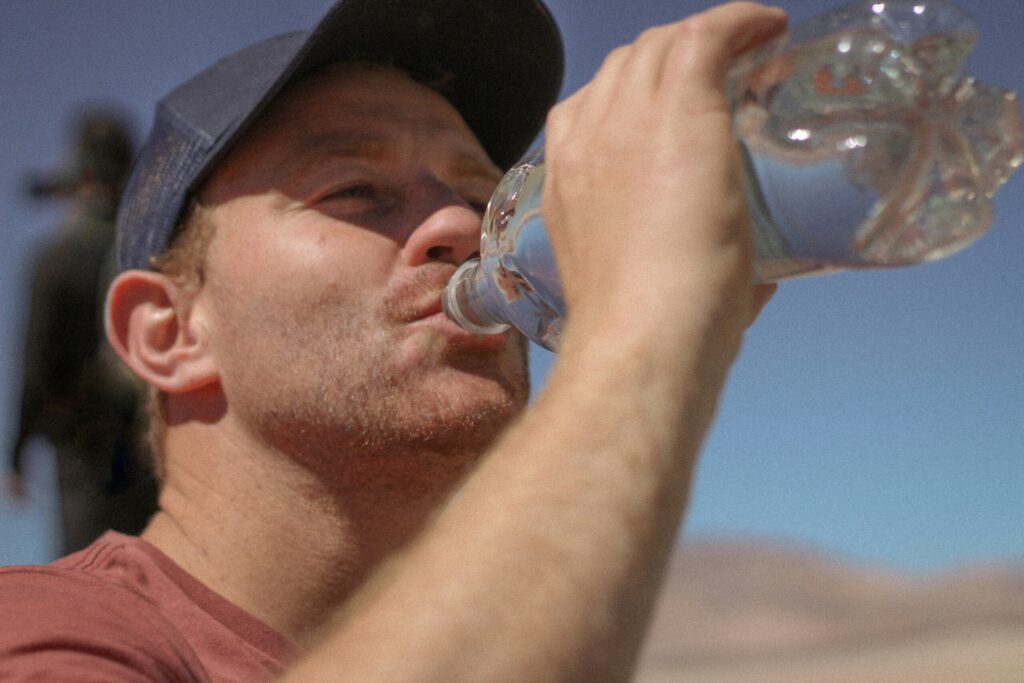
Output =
[
  {"x1": 280, "y1": 132, "x2": 502, "y2": 183},
  {"x1": 450, "y1": 154, "x2": 504, "y2": 183},
  {"x1": 278, "y1": 133, "x2": 390, "y2": 180}
]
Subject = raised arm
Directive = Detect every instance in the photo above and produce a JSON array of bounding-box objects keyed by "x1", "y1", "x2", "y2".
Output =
[{"x1": 284, "y1": 3, "x2": 783, "y2": 681}]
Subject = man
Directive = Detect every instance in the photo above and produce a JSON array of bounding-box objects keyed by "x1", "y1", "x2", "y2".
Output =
[
  {"x1": 7, "y1": 108, "x2": 156, "y2": 554},
  {"x1": 0, "y1": 0, "x2": 779, "y2": 680}
]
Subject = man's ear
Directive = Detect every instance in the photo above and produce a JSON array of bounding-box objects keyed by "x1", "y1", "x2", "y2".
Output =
[{"x1": 105, "y1": 270, "x2": 218, "y2": 393}]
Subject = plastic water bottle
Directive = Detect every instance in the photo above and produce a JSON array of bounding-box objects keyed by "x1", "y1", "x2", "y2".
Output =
[{"x1": 442, "y1": 0, "x2": 1023, "y2": 351}]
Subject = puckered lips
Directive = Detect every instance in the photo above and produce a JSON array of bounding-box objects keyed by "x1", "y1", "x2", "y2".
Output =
[{"x1": 405, "y1": 294, "x2": 511, "y2": 349}]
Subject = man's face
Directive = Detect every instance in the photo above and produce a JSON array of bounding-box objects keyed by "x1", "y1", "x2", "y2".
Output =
[{"x1": 191, "y1": 65, "x2": 530, "y2": 478}]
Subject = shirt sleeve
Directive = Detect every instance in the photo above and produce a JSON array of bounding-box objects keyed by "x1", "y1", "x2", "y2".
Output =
[{"x1": 0, "y1": 568, "x2": 210, "y2": 683}]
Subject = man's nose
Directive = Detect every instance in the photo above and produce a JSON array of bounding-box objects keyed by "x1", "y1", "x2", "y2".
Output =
[{"x1": 402, "y1": 182, "x2": 484, "y2": 267}]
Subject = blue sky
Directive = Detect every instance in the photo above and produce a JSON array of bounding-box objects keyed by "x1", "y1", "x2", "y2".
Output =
[{"x1": 1, "y1": 0, "x2": 1021, "y2": 572}]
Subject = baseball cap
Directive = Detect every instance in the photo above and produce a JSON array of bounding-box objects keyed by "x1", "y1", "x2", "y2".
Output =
[{"x1": 117, "y1": 0, "x2": 564, "y2": 272}]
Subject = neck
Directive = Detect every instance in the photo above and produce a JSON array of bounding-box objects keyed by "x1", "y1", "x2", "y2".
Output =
[{"x1": 142, "y1": 402, "x2": 476, "y2": 643}]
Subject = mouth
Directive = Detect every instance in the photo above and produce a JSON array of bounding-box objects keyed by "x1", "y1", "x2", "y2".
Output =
[
  {"x1": 407, "y1": 296, "x2": 510, "y2": 349},
  {"x1": 412, "y1": 297, "x2": 444, "y2": 320},
  {"x1": 386, "y1": 264, "x2": 512, "y2": 350}
]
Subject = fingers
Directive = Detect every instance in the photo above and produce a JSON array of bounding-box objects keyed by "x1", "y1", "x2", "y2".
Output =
[
  {"x1": 661, "y1": 3, "x2": 788, "y2": 91},
  {"x1": 551, "y1": 2, "x2": 789, "y2": 120},
  {"x1": 546, "y1": 3, "x2": 787, "y2": 154},
  {"x1": 625, "y1": 3, "x2": 788, "y2": 108}
]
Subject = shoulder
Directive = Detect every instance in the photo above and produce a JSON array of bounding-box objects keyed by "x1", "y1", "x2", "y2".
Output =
[{"x1": 0, "y1": 564, "x2": 208, "y2": 682}]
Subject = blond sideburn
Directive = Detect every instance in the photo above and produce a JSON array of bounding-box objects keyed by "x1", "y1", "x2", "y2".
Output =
[{"x1": 144, "y1": 202, "x2": 217, "y2": 481}]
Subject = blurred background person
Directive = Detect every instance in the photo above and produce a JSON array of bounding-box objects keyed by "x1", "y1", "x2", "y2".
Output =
[{"x1": 6, "y1": 105, "x2": 157, "y2": 554}]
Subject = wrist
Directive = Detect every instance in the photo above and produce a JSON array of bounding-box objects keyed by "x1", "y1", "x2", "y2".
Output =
[{"x1": 558, "y1": 279, "x2": 750, "y2": 382}]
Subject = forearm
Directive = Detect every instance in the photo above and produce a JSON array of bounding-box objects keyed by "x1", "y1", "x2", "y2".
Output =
[{"x1": 284, "y1": 320, "x2": 741, "y2": 682}]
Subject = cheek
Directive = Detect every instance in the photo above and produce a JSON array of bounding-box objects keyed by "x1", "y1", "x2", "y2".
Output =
[
  {"x1": 206, "y1": 264, "x2": 383, "y2": 358},
  {"x1": 208, "y1": 210, "x2": 398, "y2": 322}
]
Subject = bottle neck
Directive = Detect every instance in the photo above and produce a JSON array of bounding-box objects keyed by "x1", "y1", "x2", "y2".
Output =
[{"x1": 442, "y1": 258, "x2": 511, "y2": 335}]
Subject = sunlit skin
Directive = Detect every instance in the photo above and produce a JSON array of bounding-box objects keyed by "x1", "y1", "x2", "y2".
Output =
[
  {"x1": 193, "y1": 64, "x2": 530, "y2": 475},
  {"x1": 118, "y1": 65, "x2": 531, "y2": 639}
]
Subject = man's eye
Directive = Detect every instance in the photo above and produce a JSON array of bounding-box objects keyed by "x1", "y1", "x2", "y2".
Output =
[{"x1": 324, "y1": 184, "x2": 376, "y2": 202}]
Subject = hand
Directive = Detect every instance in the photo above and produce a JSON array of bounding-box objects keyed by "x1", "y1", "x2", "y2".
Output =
[{"x1": 542, "y1": 2, "x2": 783, "y2": 360}]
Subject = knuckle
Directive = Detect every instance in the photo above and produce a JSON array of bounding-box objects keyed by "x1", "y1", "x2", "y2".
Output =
[
  {"x1": 635, "y1": 25, "x2": 665, "y2": 46},
  {"x1": 545, "y1": 95, "x2": 577, "y2": 136},
  {"x1": 675, "y1": 13, "x2": 712, "y2": 43},
  {"x1": 599, "y1": 44, "x2": 630, "y2": 72}
]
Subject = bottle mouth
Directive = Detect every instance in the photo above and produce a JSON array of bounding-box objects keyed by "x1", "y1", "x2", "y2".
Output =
[{"x1": 442, "y1": 259, "x2": 511, "y2": 336}]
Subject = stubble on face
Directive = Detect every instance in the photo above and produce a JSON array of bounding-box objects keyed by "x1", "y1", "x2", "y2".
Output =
[
  {"x1": 194, "y1": 65, "x2": 533, "y2": 498},
  {"x1": 241, "y1": 262, "x2": 531, "y2": 478}
]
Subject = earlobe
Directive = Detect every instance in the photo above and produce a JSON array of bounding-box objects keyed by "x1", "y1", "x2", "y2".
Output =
[{"x1": 105, "y1": 270, "x2": 219, "y2": 393}]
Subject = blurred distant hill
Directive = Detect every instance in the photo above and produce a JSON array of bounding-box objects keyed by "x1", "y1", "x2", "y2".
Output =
[{"x1": 637, "y1": 538, "x2": 1024, "y2": 682}]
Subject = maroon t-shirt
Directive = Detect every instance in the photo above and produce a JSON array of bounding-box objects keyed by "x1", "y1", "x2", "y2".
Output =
[{"x1": 0, "y1": 531, "x2": 297, "y2": 682}]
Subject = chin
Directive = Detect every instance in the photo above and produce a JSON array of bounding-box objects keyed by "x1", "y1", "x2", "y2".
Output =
[
  {"x1": 426, "y1": 365, "x2": 528, "y2": 420},
  {"x1": 446, "y1": 345, "x2": 529, "y2": 405},
  {"x1": 400, "y1": 325, "x2": 528, "y2": 393},
  {"x1": 404, "y1": 358, "x2": 529, "y2": 447}
]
